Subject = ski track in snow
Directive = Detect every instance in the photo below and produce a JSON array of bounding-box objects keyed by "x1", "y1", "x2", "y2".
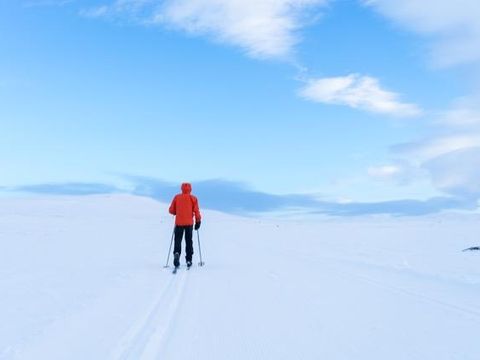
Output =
[
  {"x1": 293, "y1": 251, "x2": 480, "y2": 323},
  {"x1": 281, "y1": 247, "x2": 480, "y2": 323},
  {"x1": 111, "y1": 269, "x2": 188, "y2": 360},
  {"x1": 331, "y1": 260, "x2": 480, "y2": 321},
  {"x1": 362, "y1": 274, "x2": 480, "y2": 319}
]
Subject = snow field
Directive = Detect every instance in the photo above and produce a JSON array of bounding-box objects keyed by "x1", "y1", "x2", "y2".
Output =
[{"x1": 1, "y1": 195, "x2": 479, "y2": 359}]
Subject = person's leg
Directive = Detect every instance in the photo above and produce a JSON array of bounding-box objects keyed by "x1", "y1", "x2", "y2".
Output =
[
  {"x1": 173, "y1": 226, "x2": 184, "y2": 266},
  {"x1": 185, "y1": 225, "x2": 194, "y2": 263}
]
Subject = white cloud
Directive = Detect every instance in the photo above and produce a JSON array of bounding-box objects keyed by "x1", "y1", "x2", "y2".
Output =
[
  {"x1": 81, "y1": 5, "x2": 110, "y2": 18},
  {"x1": 423, "y1": 147, "x2": 480, "y2": 197},
  {"x1": 436, "y1": 97, "x2": 480, "y2": 127},
  {"x1": 364, "y1": 0, "x2": 480, "y2": 67},
  {"x1": 299, "y1": 74, "x2": 421, "y2": 117},
  {"x1": 367, "y1": 160, "x2": 426, "y2": 186},
  {"x1": 393, "y1": 134, "x2": 480, "y2": 163},
  {"x1": 366, "y1": 137, "x2": 480, "y2": 201},
  {"x1": 368, "y1": 165, "x2": 402, "y2": 180},
  {"x1": 82, "y1": 0, "x2": 329, "y2": 59},
  {"x1": 374, "y1": 91, "x2": 480, "y2": 201},
  {"x1": 368, "y1": 165, "x2": 401, "y2": 178}
]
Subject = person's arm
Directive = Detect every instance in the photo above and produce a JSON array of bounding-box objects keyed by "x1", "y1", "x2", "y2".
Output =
[
  {"x1": 193, "y1": 196, "x2": 201, "y2": 229},
  {"x1": 169, "y1": 196, "x2": 177, "y2": 215},
  {"x1": 193, "y1": 197, "x2": 201, "y2": 222}
]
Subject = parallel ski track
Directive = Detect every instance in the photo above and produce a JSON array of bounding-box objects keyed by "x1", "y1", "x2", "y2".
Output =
[
  {"x1": 277, "y1": 248, "x2": 480, "y2": 321},
  {"x1": 319, "y1": 255, "x2": 480, "y2": 321},
  {"x1": 110, "y1": 268, "x2": 189, "y2": 360},
  {"x1": 345, "y1": 269, "x2": 480, "y2": 320}
]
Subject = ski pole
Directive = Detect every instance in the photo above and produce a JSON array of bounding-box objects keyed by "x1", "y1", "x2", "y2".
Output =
[
  {"x1": 164, "y1": 227, "x2": 175, "y2": 268},
  {"x1": 196, "y1": 229, "x2": 205, "y2": 266}
]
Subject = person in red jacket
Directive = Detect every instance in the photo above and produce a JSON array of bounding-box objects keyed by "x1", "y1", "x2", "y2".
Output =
[{"x1": 169, "y1": 183, "x2": 202, "y2": 268}]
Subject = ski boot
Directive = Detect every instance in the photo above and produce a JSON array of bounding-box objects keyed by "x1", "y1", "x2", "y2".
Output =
[{"x1": 173, "y1": 252, "x2": 180, "y2": 268}]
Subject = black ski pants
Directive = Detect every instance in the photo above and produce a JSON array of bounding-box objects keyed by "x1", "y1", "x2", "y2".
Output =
[{"x1": 174, "y1": 225, "x2": 194, "y2": 262}]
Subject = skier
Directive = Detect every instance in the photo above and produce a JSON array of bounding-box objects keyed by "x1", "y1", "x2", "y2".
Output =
[{"x1": 169, "y1": 183, "x2": 202, "y2": 269}]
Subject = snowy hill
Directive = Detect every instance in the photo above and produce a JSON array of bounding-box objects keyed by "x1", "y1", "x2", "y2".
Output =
[{"x1": 1, "y1": 194, "x2": 479, "y2": 359}]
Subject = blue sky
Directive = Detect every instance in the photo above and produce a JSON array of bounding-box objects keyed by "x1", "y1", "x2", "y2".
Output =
[{"x1": 2, "y1": 0, "x2": 480, "y2": 215}]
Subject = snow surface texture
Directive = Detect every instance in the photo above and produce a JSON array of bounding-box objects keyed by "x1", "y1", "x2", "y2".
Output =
[{"x1": 1, "y1": 194, "x2": 479, "y2": 359}]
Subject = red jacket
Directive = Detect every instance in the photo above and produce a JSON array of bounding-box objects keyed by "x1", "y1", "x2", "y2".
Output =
[{"x1": 169, "y1": 183, "x2": 201, "y2": 226}]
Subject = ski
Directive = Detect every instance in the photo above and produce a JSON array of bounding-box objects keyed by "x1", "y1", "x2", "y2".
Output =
[{"x1": 172, "y1": 266, "x2": 179, "y2": 274}]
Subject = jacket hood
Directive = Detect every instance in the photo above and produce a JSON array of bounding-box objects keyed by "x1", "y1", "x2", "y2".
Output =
[{"x1": 181, "y1": 183, "x2": 192, "y2": 194}]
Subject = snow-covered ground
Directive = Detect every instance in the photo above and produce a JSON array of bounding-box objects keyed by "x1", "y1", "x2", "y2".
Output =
[{"x1": 1, "y1": 194, "x2": 479, "y2": 359}]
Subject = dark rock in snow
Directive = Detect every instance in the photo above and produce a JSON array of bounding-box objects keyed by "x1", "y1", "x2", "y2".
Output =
[{"x1": 462, "y1": 246, "x2": 480, "y2": 252}]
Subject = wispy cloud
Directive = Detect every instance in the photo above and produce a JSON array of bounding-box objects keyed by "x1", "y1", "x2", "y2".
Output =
[
  {"x1": 81, "y1": 0, "x2": 329, "y2": 59},
  {"x1": 299, "y1": 74, "x2": 422, "y2": 117},
  {"x1": 389, "y1": 133, "x2": 480, "y2": 200},
  {"x1": 393, "y1": 133, "x2": 480, "y2": 163},
  {"x1": 423, "y1": 147, "x2": 480, "y2": 198},
  {"x1": 368, "y1": 165, "x2": 402, "y2": 179},
  {"x1": 80, "y1": 0, "x2": 156, "y2": 20},
  {"x1": 23, "y1": 0, "x2": 75, "y2": 7},
  {"x1": 364, "y1": 0, "x2": 480, "y2": 68},
  {"x1": 80, "y1": 5, "x2": 110, "y2": 18},
  {"x1": 374, "y1": 98, "x2": 480, "y2": 201},
  {"x1": 367, "y1": 161, "x2": 422, "y2": 185},
  {"x1": 436, "y1": 97, "x2": 480, "y2": 127}
]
